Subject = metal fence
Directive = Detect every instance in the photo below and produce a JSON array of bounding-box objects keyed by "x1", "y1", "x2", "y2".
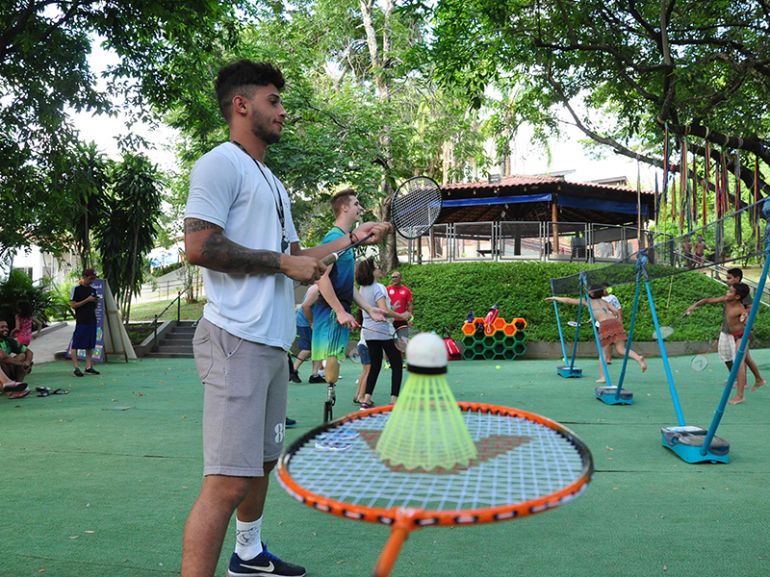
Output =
[{"x1": 398, "y1": 221, "x2": 657, "y2": 264}]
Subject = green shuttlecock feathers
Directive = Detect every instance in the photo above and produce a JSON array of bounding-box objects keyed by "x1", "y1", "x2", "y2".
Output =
[{"x1": 376, "y1": 333, "x2": 477, "y2": 471}]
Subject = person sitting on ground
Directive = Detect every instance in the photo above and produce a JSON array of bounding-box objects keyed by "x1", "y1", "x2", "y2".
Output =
[
  {"x1": 12, "y1": 300, "x2": 42, "y2": 346},
  {"x1": 0, "y1": 319, "x2": 34, "y2": 386},
  {"x1": 0, "y1": 363, "x2": 29, "y2": 398},
  {"x1": 546, "y1": 286, "x2": 647, "y2": 383},
  {"x1": 685, "y1": 283, "x2": 751, "y2": 405}
]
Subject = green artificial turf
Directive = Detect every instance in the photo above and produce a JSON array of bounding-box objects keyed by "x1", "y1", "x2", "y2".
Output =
[{"x1": 2, "y1": 351, "x2": 770, "y2": 577}]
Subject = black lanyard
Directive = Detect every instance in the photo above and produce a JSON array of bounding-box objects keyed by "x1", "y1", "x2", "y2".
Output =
[{"x1": 231, "y1": 141, "x2": 288, "y2": 252}]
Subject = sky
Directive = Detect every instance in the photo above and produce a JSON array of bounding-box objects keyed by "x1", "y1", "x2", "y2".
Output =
[{"x1": 70, "y1": 41, "x2": 179, "y2": 172}]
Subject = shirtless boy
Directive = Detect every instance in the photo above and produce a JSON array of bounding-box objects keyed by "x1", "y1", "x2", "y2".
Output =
[{"x1": 686, "y1": 283, "x2": 751, "y2": 405}]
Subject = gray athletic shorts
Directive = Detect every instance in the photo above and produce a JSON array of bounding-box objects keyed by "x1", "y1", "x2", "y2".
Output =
[{"x1": 193, "y1": 318, "x2": 289, "y2": 477}]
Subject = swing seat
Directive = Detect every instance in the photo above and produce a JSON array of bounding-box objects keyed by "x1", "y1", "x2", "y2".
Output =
[
  {"x1": 557, "y1": 365, "x2": 583, "y2": 378},
  {"x1": 660, "y1": 425, "x2": 730, "y2": 464},
  {"x1": 594, "y1": 386, "x2": 633, "y2": 405}
]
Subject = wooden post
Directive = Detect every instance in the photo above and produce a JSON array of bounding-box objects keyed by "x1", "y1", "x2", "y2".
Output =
[{"x1": 551, "y1": 200, "x2": 559, "y2": 255}]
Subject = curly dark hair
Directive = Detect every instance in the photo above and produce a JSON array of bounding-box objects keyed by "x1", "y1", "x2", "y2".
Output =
[{"x1": 215, "y1": 60, "x2": 285, "y2": 120}]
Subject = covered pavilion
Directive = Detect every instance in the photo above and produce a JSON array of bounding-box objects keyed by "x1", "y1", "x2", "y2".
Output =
[{"x1": 404, "y1": 174, "x2": 657, "y2": 263}]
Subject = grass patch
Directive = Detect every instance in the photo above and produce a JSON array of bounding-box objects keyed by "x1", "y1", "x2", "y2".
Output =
[{"x1": 128, "y1": 299, "x2": 206, "y2": 322}]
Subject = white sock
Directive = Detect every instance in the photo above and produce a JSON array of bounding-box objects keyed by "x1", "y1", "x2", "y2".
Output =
[{"x1": 235, "y1": 517, "x2": 263, "y2": 560}]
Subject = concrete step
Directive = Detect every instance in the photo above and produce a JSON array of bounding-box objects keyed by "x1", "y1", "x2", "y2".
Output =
[
  {"x1": 164, "y1": 333, "x2": 194, "y2": 341},
  {"x1": 156, "y1": 344, "x2": 193, "y2": 353},
  {"x1": 144, "y1": 351, "x2": 194, "y2": 359}
]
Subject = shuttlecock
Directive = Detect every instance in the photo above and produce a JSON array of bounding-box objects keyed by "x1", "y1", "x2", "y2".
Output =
[{"x1": 375, "y1": 332, "x2": 478, "y2": 471}]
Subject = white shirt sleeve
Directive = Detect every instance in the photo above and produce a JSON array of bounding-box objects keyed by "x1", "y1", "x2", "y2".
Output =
[{"x1": 185, "y1": 148, "x2": 239, "y2": 228}]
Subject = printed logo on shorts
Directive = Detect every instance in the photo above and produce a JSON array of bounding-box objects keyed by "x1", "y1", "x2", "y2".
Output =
[{"x1": 274, "y1": 423, "x2": 285, "y2": 443}]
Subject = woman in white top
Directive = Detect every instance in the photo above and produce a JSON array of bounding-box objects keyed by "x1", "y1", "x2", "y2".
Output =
[{"x1": 355, "y1": 258, "x2": 411, "y2": 408}]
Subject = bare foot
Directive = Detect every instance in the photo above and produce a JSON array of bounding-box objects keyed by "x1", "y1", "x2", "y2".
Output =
[
  {"x1": 596, "y1": 378, "x2": 606, "y2": 384},
  {"x1": 639, "y1": 356, "x2": 647, "y2": 373},
  {"x1": 751, "y1": 380, "x2": 766, "y2": 392},
  {"x1": 728, "y1": 397, "x2": 744, "y2": 405}
]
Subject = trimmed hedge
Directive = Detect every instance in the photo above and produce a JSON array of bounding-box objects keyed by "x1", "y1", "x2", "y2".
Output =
[{"x1": 398, "y1": 261, "x2": 770, "y2": 344}]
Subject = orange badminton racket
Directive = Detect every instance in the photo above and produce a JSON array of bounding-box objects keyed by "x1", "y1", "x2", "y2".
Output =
[{"x1": 277, "y1": 401, "x2": 593, "y2": 577}]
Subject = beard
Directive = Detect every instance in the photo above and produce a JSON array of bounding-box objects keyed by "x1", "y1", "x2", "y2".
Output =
[{"x1": 251, "y1": 115, "x2": 282, "y2": 145}]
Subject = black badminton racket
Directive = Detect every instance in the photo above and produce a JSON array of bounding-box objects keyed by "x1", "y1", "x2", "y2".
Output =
[
  {"x1": 323, "y1": 176, "x2": 442, "y2": 265},
  {"x1": 359, "y1": 325, "x2": 408, "y2": 353}
]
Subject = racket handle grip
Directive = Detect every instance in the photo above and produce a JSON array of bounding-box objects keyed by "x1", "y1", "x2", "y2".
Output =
[
  {"x1": 321, "y1": 232, "x2": 374, "y2": 266},
  {"x1": 321, "y1": 252, "x2": 339, "y2": 266}
]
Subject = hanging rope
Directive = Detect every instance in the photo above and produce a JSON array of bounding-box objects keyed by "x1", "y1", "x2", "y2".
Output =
[
  {"x1": 679, "y1": 138, "x2": 687, "y2": 234},
  {"x1": 690, "y1": 154, "x2": 698, "y2": 232},
  {"x1": 661, "y1": 123, "x2": 670, "y2": 225},
  {"x1": 703, "y1": 140, "x2": 710, "y2": 226},
  {"x1": 735, "y1": 150, "x2": 743, "y2": 246}
]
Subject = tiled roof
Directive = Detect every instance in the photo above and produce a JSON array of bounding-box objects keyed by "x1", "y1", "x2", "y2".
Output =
[{"x1": 442, "y1": 174, "x2": 653, "y2": 196}]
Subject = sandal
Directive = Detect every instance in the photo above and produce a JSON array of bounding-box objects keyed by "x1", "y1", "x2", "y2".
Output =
[
  {"x1": 51, "y1": 388, "x2": 70, "y2": 395},
  {"x1": 359, "y1": 401, "x2": 375, "y2": 410},
  {"x1": 36, "y1": 386, "x2": 51, "y2": 397},
  {"x1": 7, "y1": 387, "x2": 30, "y2": 399},
  {"x1": 2, "y1": 381, "x2": 27, "y2": 393}
]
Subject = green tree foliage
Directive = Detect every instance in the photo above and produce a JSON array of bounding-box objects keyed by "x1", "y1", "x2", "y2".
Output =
[
  {"x1": 158, "y1": 1, "x2": 489, "y2": 267},
  {"x1": 58, "y1": 142, "x2": 111, "y2": 267},
  {"x1": 95, "y1": 153, "x2": 162, "y2": 325},
  {"x1": 431, "y1": 0, "x2": 770, "y2": 193},
  {"x1": 0, "y1": 0, "x2": 243, "y2": 257},
  {"x1": 0, "y1": 269, "x2": 57, "y2": 328}
]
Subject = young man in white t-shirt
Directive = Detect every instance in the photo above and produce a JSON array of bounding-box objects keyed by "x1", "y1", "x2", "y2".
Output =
[{"x1": 182, "y1": 60, "x2": 389, "y2": 577}]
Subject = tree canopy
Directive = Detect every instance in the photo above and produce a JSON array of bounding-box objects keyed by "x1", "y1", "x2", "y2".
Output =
[
  {"x1": 0, "y1": 0, "x2": 242, "y2": 258},
  {"x1": 431, "y1": 0, "x2": 770, "y2": 193},
  {"x1": 7, "y1": 0, "x2": 770, "y2": 274}
]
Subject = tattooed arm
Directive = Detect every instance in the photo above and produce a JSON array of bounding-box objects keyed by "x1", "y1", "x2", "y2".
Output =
[{"x1": 184, "y1": 218, "x2": 325, "y2": 283}]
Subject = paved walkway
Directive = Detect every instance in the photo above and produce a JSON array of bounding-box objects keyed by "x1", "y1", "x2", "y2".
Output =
[{"x1": 29, "y1": 321, "x2": 73, "y2": 363}]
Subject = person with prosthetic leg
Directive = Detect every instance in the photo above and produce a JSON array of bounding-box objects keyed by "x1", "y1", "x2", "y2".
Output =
[{"x1": 312, "y1": 189, "x2": 385, "y2": 422}]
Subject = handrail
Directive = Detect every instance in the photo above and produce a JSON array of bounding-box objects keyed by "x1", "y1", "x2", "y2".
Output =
[
  {"x1": 150, "y1": 291, "x2": 184, "y2": 352},
  {"x1": 710, "y1": 262, "x2": 770, "y2": 306}
]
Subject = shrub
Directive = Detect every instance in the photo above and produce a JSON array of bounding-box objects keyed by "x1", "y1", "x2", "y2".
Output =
[
  {"x1": 0, "y1": 270, "x2": 60, "y2": 327},
  {"x1": 398, "y1": 261, "x2": 770, "y2": 344}
]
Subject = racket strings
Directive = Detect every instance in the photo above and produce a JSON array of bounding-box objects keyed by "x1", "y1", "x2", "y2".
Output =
[
  {"x1": 392, "y1": 178, "x2": 442, "y2": 238},
  {"x1": 287, "y1": 412, "x2": 586, "y2": 512}
]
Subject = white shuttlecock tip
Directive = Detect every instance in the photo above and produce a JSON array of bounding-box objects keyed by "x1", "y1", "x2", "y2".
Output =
[{"x1": 406, "y1": 332, "x2": 448, "y2": 373}]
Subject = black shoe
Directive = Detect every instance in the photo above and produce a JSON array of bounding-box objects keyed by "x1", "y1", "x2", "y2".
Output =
[
  {"x1": 285, "y1": 417, "x2": 297, "y2": 428},
  {"x1": 73, "y1": 368, "x2": 84, "y2": 377},
  {"x1": 308, "y1": 374, "x2": 325, "y2": 383},
  {"x1": 85, "y1": 367, "x2": 100, "y2": 375},
  {"x1": 228, "y1": 543, "x2": 306, "y2": 577},
  {"x1": 289, "y1": 371, "x2": 302, "y2": 384}
]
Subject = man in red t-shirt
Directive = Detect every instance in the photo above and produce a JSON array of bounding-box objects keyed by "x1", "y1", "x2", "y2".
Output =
[{"x1": 387, "y1": 271, "x2": 413, "y2": 331}]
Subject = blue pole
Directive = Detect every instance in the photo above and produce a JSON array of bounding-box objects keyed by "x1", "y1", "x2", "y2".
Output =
[
  {"x1": 701, "y1": 230, "x2": 770, "y2": 454},
  {"x1": 644, "y1": 262, "x2": 686, "y2": 427},
  {"x1": 568, "y1": 287, "x2": 585, "y2": 371},
  {"x1": 615, "y1": 260, "x2": 643, "y2": 397},
  {"x1": 584, "y1": 281, "x2": 611, "y2": 386},
  {"x1": 553, "y1": 300, "x2": 568, "y2": 365}
]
